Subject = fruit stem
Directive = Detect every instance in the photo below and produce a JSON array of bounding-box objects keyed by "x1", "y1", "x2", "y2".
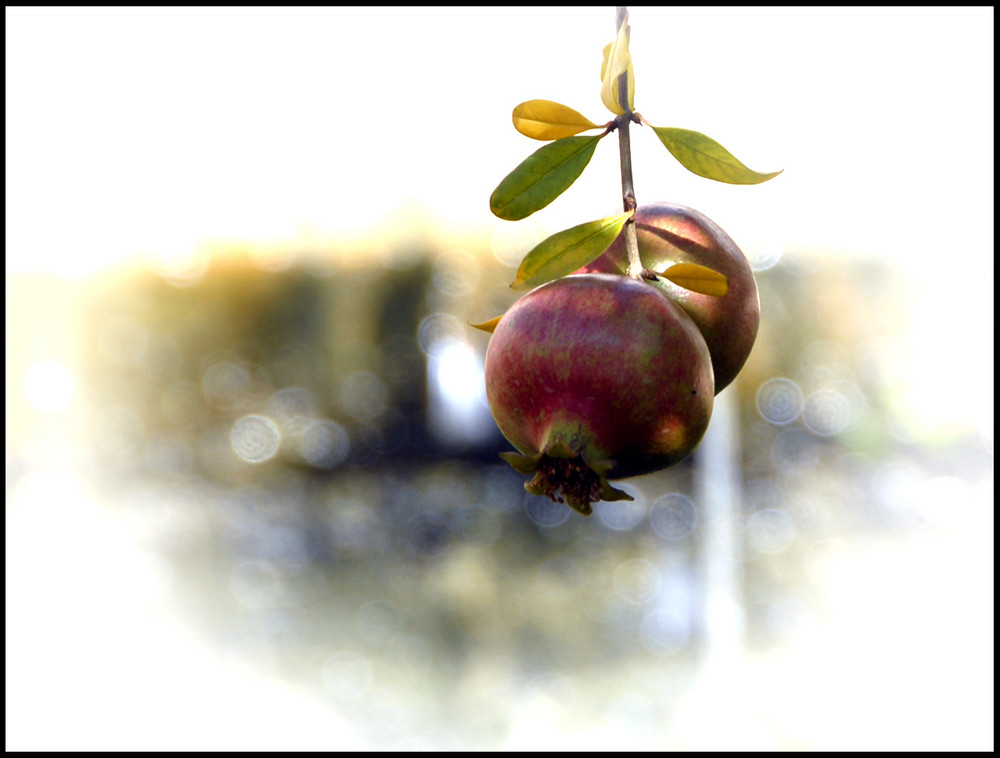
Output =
[{"x1": 614, "y1": 6, "x2": 642, "y2": 279}]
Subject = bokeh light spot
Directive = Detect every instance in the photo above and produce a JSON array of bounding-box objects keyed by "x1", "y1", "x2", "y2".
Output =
[
  {"x1": 231, "y1": 415, "x2": 281, "y2": 463},
  {"x1": 592, "y1": 484, "x2": 647, "y2": 530},
  {"x1": 747, "y1": 241, "x2": 783, "y2": 272},
  {"x1": 151, "y1": 246, "x2": 210, "y2": 287},
  {"x1": 803, "y1": 388, "x2": 851, "y2": 436},
  {"x1": 321, "y1": 651, "x2": 373, "y2": 701},
  {"x1": 650, "y1": 493, "x2": 698, "y2": 541},
  {"x1": 300, "y1": 419, "x2": 350, "y2": 469},
  {"x1": 614, "y1": 559, "x2": 661, "y2": 604},
  {"x1": 756, "y1": 378, "x2": 804, "y2": 425},
  {"x1": 525, "y1": 493, "x2": 571, "y2": 528},
  {"x1": 746, "y1": 509, "x2": 796, "y2": 554},
  {"x1": 417, "y1": 313, "x2": 465, "y2": 357},
  {"x1": 203, "y1": 362, "x2": 253, "y2": 410},
  {"x1": 266, "y1": 386, "x2": 319, "y2": 426}
]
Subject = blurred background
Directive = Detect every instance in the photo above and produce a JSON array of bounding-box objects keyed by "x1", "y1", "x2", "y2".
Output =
[{"x1": 6, "y1": 6, "x2": 993, "y2": 751}]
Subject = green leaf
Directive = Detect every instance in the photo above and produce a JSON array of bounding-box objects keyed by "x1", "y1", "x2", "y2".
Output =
[
  {"x1": 650, "y1": 126, "x2": 782, "y2": 185},
  {"x1": 511, "y1": 211, "x2": 633, "y2": 290},
  {"x1": 512, "y1": 100, "x2": 602, "y2": 141},
  {"x1": 490, "y1": 135, "x2": 604, "y2": 221},
  {"x1": 659, "y1": 262, "x2": 729, "y2": 297}
]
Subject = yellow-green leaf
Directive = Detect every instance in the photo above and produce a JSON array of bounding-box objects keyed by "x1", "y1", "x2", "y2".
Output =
[
  {"x1": 469, "y1": 315, "x2": 503, "y2": 333},
  {"x1": 490, "y1": 134, "x2": 604, "y2": 221},
  {"x1": 512, "y1": 100, "x2": 602, "y2": 141},
  {"x1": 659, "y1": 262, "x2": 729, "y2": 297},
  {"x1": 600, "y1": 24, "x2": 634, "y2": 115},
  {"x1": 511, "y1": 211, "x2": 633, "y2": 290},
  {"x1": 651, "y1": 126, "x2": 782, "y2": 185}
]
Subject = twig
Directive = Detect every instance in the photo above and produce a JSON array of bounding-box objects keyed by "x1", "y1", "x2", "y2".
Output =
[{"x1": 615, "y1": 6, "x2": 642, "y2": 279}]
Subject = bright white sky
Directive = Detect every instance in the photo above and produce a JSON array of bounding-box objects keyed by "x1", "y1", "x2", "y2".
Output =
[{"x1": 5, "y1": 6, "x2": 994, "y2": 276}]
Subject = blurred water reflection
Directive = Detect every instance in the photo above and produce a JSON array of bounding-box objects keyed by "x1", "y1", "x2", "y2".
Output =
[{"x1": 6, "y1": 243, "x2": 993, "y2": 750}]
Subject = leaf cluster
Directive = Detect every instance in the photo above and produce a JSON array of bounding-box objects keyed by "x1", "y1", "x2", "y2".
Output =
[{"x1": 486, "y1": 17, "x2": 781, "y2": 292}]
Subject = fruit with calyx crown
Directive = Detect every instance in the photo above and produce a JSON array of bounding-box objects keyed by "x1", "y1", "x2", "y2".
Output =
[
  {"x1": 576, "y1": 201, "x2": 759, "y2": 393},
  {"x1": 484, "y1": 272, "x2": 714, "y2": 515}
]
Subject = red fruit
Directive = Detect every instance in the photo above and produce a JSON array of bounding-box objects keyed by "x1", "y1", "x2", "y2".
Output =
[
  {"x1": 485, "y1": 273, "x2": 714, "y2": 515},
  {"x1": 577, "y1": 201, "x2": 759, "y2": 393}
]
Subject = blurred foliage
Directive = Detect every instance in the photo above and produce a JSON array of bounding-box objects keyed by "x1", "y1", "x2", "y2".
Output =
[{"x1": 9, "y1": 236, "x2": 990, "y2": 749}]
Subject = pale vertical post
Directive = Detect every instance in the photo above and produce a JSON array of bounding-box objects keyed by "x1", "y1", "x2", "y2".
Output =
[{"x1": 693, "y1": 386, "x2": 744, "y2": 666}]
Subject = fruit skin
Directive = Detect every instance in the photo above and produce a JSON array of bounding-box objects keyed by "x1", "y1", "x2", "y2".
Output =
[
  {"x1": 485, "y1": 273, "x2": 714, "y2": 515},
  {"x1": 576, "y1": 201, "x2": 759, "y2": 394}
]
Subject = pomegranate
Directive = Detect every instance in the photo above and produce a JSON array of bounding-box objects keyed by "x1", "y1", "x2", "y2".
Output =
[
  {"x1": 485, "y1": 273, "x2": 714, "y2": 515},
  {"x1": 577, "y1": 201, "x2": 759, "y2": 393}
]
